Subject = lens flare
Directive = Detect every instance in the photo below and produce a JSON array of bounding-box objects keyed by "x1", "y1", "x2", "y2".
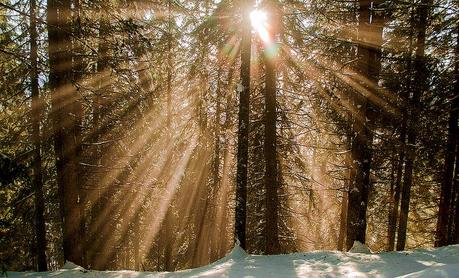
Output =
[{"x1": 250, "y1": 10, "x2": 270, "y2": 43}]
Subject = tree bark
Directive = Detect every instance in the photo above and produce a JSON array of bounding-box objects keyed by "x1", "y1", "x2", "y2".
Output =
[
  {"x1": 388, "y1": 97, "x2": 408, "y2": 250},
  {"x1": 72, "y1": 0, "x2": 85, "y2": 266},
  {"x1": 338, "y1": 190, "x2": 348, "y2": 251},
  {"x1": 451, "y1": 18, "x2": 459, "y2": 244},
  {"x1": 62, "y1": 0, "x2": 82, "y2": 265},
  {"x1": 262, "y1": 0, "x2": 281, "y2": 256},
  {"x1": 435, "y1": 73, "x2": 458, "y2": 247},
  {"x1": 396, "y1": 0, "x2": 432, "y2": 251},
  {"x1": 388, "y1": 24, "x2": 413, "y2": 250},
  {"x1": 235, "y1": 0, "x2": 252, "y2": 250},
  {"x1": 454, "y1": 134, "x2": 459, "y2": 243},
  {"x1": 263, "y1": 40, "x2": 280, "y2": 254},
  {"x1": 48, "y1": 0, "x2": 83, "y2": 265},
  {"x1": 30, "y1": 0, "x2": 47, "y2": 270},
  {"x1": 346, "y1": 0, "x2": 384, "y2": 251},
  {"x1": 387, "y1": 151, "x2": 397, "y2": 251},
  {"x1": 338, "y1": 134, "x2": 351, "y2": 251}
]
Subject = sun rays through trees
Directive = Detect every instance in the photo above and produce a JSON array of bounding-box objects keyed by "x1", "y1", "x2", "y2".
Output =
[{"x1": 1, "y1": 0, "x2": 459, "y2": 273}]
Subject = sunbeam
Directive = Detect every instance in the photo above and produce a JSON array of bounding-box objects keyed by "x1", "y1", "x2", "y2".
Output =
[
  {"x1": 1, "y1": 0, "x2": 455, "y2": 275},
  {"x1": 250, "y1": 10, "x2": 270, "y2": 43}
]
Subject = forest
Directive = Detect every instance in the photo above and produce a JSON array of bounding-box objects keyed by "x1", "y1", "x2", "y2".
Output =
[{"x1": 0, "y1": 0, "x2": 459, "y2": 275}]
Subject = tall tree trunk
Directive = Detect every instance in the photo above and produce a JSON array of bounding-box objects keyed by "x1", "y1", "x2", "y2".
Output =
[
  {"x1": 65, "y1": 0, "x2": 84, "y2": 265},
  {"x1": 451, "y1": 18, "x2": 459, "y2": 244},
  {"x1": 387, "y1": 151, "x2": 396, "y2": 250},
  {"x1": 47, "y1": 0, "x2": 63, "y2": 239},
  {"x1": 263, "y1": 48, "x2": 280, "y2": 254},
  {"x1": 30, "y1": 0, "x2": 47, "y2": 270},
  {"x1": 235, "y1": 0, "x2": 252, "y2": 250},
  {"x1": 346, "y1": 0, "x2": 371, "y2": 251},
  {"x1": 72, "y1": 0, "x2": 85, "y2": 266},
  {"x1": 435, "y1": 70, "x2": 458, "y2": 247},
  {"x1": 388, "y1": 96, "x2": 408, "y2": 250},
  {"x1": 263, "y1": 0, "x2": 281, "y2": 255},
  {"x1": 388, "y1": 24, "x2": 413, "y2": 250},
  {"x1": 346, "y1": 0, "x2": 384, "y2": 251},
  {"x1": 48, "y1": 0, "x2": 83, "y2": 265},
  {"x1": 338, "y1": 189, "x2": 349, "y2": 251},
  {"x1": 396, "y1": 0, "x2": 432, "y2": 251},
  {"x1": 60, "y1": 0, "x2": 83, "y2": 265},
  {"x1": 454, "y1": 135, "x2": 459, "y2": 243},
  {"x1": 86, "y1": 5, "x2": 109, "y2": 268},
  {"x1": 338, "y1": 134, "x2": 351, "y2": 251}
]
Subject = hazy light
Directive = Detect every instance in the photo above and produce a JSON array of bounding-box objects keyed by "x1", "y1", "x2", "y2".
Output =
[{"x1": 250, "y1": 10, "x2": 270, "y2": 43}]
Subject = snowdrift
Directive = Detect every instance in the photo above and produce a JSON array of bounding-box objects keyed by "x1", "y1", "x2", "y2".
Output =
[{"x1": 5, "y1": 244, "x2": 459, "y2": 277}]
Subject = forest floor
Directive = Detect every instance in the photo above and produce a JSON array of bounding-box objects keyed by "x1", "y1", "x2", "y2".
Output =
[{"x1": 5, "y1": 244, "x2": 459, "y2": 277}]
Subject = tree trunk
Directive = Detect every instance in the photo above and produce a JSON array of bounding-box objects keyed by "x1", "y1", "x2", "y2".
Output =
[
  {"x1": 454, "y1": 134, "x2": 459, "y2": 243},
  {"x1": 346, "y1": 0, "x2": 383, "y2": 251},
  {"x1": 338, "y1": 135, "x2": 351, "y2": 251},
  {"x1": 263, "y1": 0, "x2": 281, "y2": 255},
  {"x1": 30, "y1": 0, "x2": 47, "y2": 270},
  {"x1": 263, "y1": 43, "x2": 280, "y2": 254},
  {"x1": 72, "y1": 0, "x2": 85, "y2": 266},
  {"x1": 451, "y1": 18, "x2": 459, "y2": 244},
  {"x1": 387, "y1": 152, "x2": 397, "y2": 251},
  {"x1": 388, "y1": 25, "x2": 413, "y2": 250},
  {"x1": 388, "y1": 100, "x2": 408, "y2": 250},
  {"x1": 60, "y1": 0, "x2": 82, "y2": 265},
  {"x1": 338, "y1": 187, "x2": 349, "y2": 251},
  {"x1": 235, "y1": 0, "x2": 252, "y2": 250},
  {"x1": 47, "y1": 0, "x2": 63, "y2": 238},
  {"x1": 435, "y1": 73, "x2": 458, "y2": 247},
  {"x1": 48, "y1": 0, "x2": 83, "y2": 265},
  {"x1": 396, "y1": 0, "x2": 432, "y2": 251}
]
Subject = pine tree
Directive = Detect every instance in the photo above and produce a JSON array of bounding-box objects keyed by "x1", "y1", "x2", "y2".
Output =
[
  {"x1": 30, "y1": 0, "x2": 47, "y2": 270},
  {"x1": 235, "y1": 0, "x2": 253, "y2": 250},
  {"x1": 397, "y1": 0, "x2": 432, "y2": 251},
  {"x1": 346, "y1": 0, "x2": 384, "y2": 250}
]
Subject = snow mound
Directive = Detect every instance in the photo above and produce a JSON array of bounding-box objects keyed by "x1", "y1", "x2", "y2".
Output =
[
  {"x1": 226, "y1": 243, "x2": 248, "y2": 261},
  {"x1": 398, "y1": 263, "x2": 459, "y2": 278},
  {"x1": 349, "y1": 241, "x2": 373, "y2": 254},
  {"x1": 61, "y1": 261, "x2": 85, "y2": 271}
]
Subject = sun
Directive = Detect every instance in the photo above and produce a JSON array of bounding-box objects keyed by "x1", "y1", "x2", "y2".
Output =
[{"x1": 250, "y1": 10, "x2": 270, "y2": 43}]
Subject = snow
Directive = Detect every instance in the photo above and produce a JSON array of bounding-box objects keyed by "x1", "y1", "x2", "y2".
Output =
[
  {"x1": 6, "y1": 245, "x2": 459, "y2": 277},
  {"x1": 399, "y1": 264, "x2": 459, "y2": 278},
  {"x1": 348, "y1": 241, "x2": 373, "y2": 254},
  {"x1": 61, "y1": 261, "x2": 86, "y2": 271}
]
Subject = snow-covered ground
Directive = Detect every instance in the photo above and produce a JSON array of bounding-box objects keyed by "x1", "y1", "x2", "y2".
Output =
[{"x1": 6, "y1": 244, "x2": 459, "y2": 277}]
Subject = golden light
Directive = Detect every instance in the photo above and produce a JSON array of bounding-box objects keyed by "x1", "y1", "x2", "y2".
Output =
[{"x1": 250, "y1": 10, "x2": 270, "y2": 43}]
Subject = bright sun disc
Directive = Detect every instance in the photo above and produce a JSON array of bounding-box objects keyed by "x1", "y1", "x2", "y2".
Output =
[{"x1": 250, "y1": 10, "x2": 270, "y2": 43}]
